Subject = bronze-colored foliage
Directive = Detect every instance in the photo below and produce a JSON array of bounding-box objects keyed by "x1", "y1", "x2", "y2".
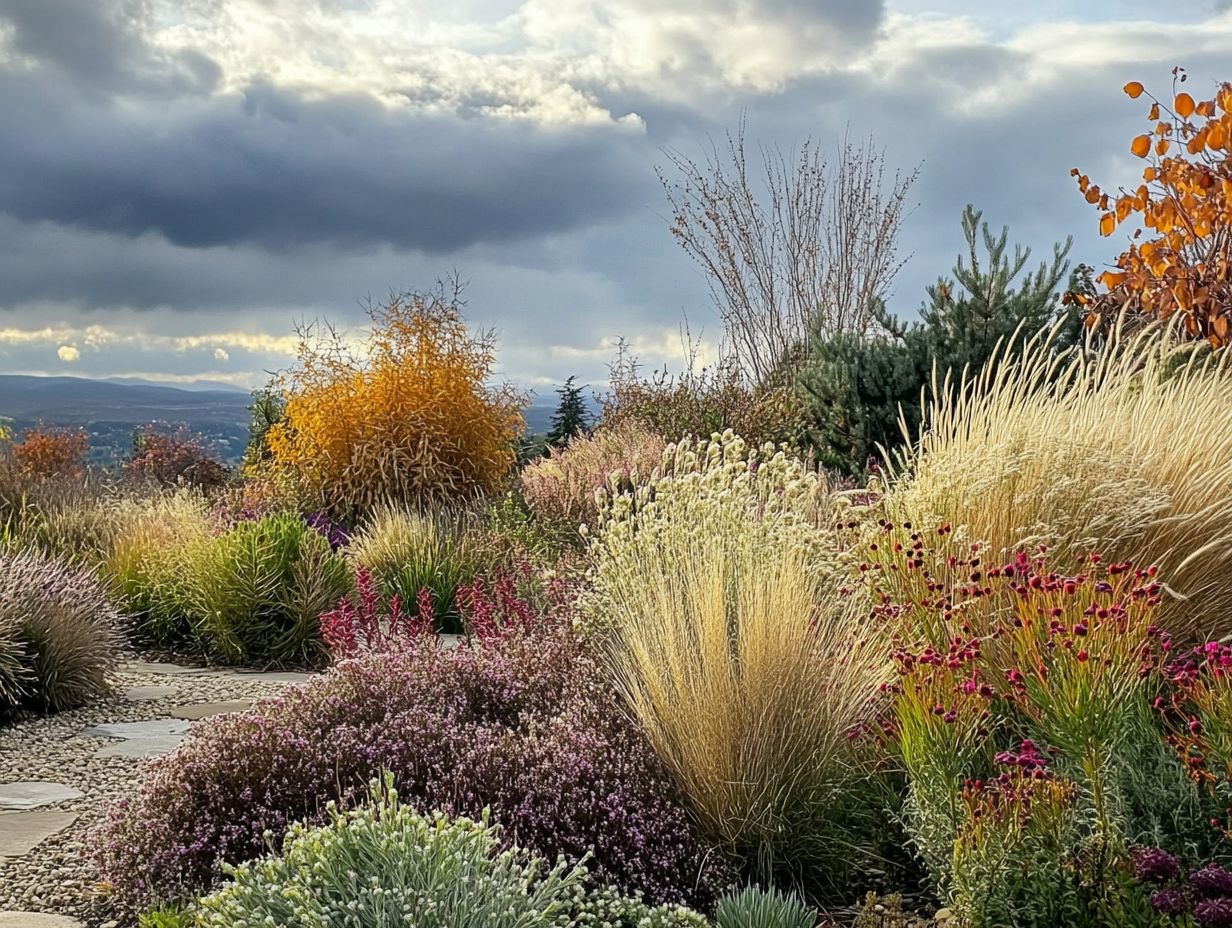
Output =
[{"x1": 12, "y1": 426, "x2": 89, "y2": 480}]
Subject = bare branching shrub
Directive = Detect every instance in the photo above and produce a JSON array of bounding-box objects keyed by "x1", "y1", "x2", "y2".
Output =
[
  {"x1": 660, "y1": 124, "x2": 918, "y2": 385},
  {"x1": 887, "y1": 322, "x2": 1232, "y2": 641}
]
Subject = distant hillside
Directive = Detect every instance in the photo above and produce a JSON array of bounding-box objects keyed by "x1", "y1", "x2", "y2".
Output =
[
  {"x1": 0, "y1": 375, "x2": 253, "y2": 464},
  {"x1": 0, "y1": 375, "x2": 602, "y2": 465}
]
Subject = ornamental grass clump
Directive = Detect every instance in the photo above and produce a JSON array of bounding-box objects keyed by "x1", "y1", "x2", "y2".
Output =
[
  {"x1": 0, "y1": 548, "x2": 123, "y2": 720},
  {"x1": 597, "y1": 535, "x2": 889, "y2": 888},
  {"x1": 94, "y1": 598, "x2": 729, "y2": 909},
  {"x1": 346, "y1": 504, "x2": 483, "y2": 633},
  {"x1": 106, "y1": 490, "x2": 214, "y2": 645},
  {"x1": 886, "y1": 323, "x2": 1232, "y2": 641},
  {"x1": 520, "y1": 421, "x2": 665, "y2": 534},
  {"x1": 713, "y1": 885, "x2": 818, "y2": 928},
  {"x1": 587, "y1": 432, "x2": 882, "y2": 888},
  {"x1": 584, "y1": 430, "x2": 843, "y2": 626}
]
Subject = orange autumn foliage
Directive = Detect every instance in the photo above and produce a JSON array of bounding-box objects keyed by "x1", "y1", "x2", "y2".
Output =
[
  {"x1": 264, "y1": 284, "x2": 525, "y2": 516},
  {"x1": 1070, "y1": 70, "x2": 1232, "y2": 345},
  {"x1": 12, "y1": 427, "x2": 89, "y2": 480}
]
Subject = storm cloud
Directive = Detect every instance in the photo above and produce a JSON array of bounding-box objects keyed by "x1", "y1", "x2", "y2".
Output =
[{"x1": 0, "y1": 0, "x2": 1228, "y2": 390}]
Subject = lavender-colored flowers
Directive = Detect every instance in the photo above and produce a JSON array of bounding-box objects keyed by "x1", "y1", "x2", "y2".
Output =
[
  {"x1": 1197, "y1": 897, "x2": 1232, "y2": 927},
  {"x1": 1192, "y1": 864, "x2": 1232, "y2": 898},
  {"x1": 91, "y1": 620, "x2": 730, "y2": 910},
  {"x1": 304, "y1": 511, "x2": 350, "y2": 550},
  {"x1": 1134, "y1": 847, "x2": 1181, "y2": 884}
]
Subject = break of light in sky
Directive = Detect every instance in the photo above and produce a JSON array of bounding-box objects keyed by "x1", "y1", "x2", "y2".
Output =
[{"x1": 0, "y1": 0, "x2": 1228, "y2": 395}]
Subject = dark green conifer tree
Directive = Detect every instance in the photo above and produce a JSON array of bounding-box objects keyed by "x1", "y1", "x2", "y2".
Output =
[
  {"x1": 798, "y1": 205, "x2": 1081, "y2": 474},
  {"x1": 546, "y1": 376, "x2": 592, "y2": 448}
]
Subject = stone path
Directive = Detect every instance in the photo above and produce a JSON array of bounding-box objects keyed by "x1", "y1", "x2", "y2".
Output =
[
  {"x1": 0, "y1": 659, "x2": 315, "y2": 926},
  {"x1": 0, "y1": 914, "x2": 86, "y2": 927}
]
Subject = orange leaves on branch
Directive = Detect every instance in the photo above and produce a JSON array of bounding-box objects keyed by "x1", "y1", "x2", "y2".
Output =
[
  {"x1": 1072, "y1": 74, "x2": 1232, "y2": 346},
  {"x1": 12, "y1": 427, "x2": 89, "y2": 480},
  {"x1": 263, "y1": 282, "x2": 526, "y2": 516}
]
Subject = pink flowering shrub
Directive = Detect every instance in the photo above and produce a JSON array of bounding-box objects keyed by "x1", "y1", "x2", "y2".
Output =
[
  {"x1": 92, "y1": 597, "x2": 731, "y2": 911},
  {"x1": 318, "y1": 568, "x2": 430, "y2": 657}
]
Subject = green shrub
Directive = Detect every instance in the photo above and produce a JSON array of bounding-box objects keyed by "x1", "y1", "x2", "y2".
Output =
[
  {"x1": 347, "y1": 504, "x2": 482, "y2": 634},
  {"x1": 105, "y1": 491, "x2": 214, "y2": 646},
  {"x1": 107, "y1": 500, "x2": 349, "y2": 664},
  {"x1": 714, "y1": 886, "x2": 817, "y2": 928},
  {"x1": 179, "y1": 777, "x2": 587, "y2": 928},
  {"x1": 189, "y1": 512, "x2": 351, "y2": 665},
  {"x1": 0, "y1": 548, "x2": 122, "y2": 720}
]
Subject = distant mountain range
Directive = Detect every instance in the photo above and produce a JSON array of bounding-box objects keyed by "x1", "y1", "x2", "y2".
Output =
[
  {"x1": 0, "y1": 375, "x2": 255, "y2": 463},
  {"x1": 0, "y1": 374, "x2": 598, "y2": 465}
]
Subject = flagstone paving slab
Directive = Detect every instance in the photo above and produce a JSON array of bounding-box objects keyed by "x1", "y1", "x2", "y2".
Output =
[
  {"x1": 0, "y1": 914, "x2": 85, "y2": 927},
  {"x1": 83, "y1": 719, "x2": 192, "y2": 759},
  {"x1": 123, "y1": 684, "x2": 180, "y2": 701},
  {"x1": 169, "y1": 700, "x2": 252, "y2": 721},
  {"x1": 0, "y1": 782, "x2": 84, "y2": 812},
  {"x1": 0, "y1": 812, "x2": 78, "y2": 857}
]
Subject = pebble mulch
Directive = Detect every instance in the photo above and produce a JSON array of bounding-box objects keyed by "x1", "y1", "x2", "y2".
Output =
[{"x1": 0, "y1": 661, "x2": 309, "y2": 927}]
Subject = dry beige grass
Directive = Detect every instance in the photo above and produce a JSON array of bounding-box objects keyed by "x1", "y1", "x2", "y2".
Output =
[
  {"x1": 519, "y1": 421, "x2": 666, "y2": 531},
  {"x1": 886, "y1": 321, "x2": 1232, "y2": 640},
  {"x1": 595, "y1": 526, "x2": 888, "y2": 881}
]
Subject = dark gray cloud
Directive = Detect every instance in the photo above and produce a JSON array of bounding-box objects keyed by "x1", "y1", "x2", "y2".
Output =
[
  {"x1": 0, "y1": 0, "x2": 221, "y2": 97},
  {"x1": 0, "y1": 0, "x2": 1226, "y2": 391},
  {"x1": 0, "y1": 68, "x2": 650, "y2": 251}
]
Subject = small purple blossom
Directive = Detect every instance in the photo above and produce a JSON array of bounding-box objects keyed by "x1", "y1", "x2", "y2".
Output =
[
  {"x1": 1192, "y1": 864, "x2": 1232, "y2": 898},
  {"x1": 1197, "y1": 897, "x2": 1232, "y2": 927},
  {"x1": 305, "y1": 511, "x2": 350, "y2": 550},
  {"x1": 1151, "y1": 888, "x2": 1192, "y2": 916},
  {"x1": 1134, "y1": 847, "x2": 1181, "y2": 884}
]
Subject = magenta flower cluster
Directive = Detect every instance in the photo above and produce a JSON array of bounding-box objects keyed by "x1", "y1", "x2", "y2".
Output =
[
  {"x1": 1134, "y1": 850, "x2": 1232, "y2": 926},
  {"x1": 91, "y1": 617, "x2": 730, "y2": 911}
]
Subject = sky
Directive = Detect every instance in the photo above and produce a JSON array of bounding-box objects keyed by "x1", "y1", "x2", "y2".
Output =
[{"x1": 0, "y1": 0, "x2": 1229, "y2": 398}]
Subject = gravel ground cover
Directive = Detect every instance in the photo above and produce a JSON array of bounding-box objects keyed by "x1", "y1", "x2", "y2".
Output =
[{"x1": 0, "y1": 660, "x2": 309, "y2": 927}]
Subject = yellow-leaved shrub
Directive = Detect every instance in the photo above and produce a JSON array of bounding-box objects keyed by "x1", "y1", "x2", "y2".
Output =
[{"x1": 263, "y1": 286, "x2": 525, "y2": 516}]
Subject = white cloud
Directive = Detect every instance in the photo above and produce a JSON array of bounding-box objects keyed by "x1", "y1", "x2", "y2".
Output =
[
  {"x1": 213, "y1": 347, "x2": 230, "y2": 361},
  {"x1": 57, "y1": 344, "x2": 80, "y2": 362}
]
